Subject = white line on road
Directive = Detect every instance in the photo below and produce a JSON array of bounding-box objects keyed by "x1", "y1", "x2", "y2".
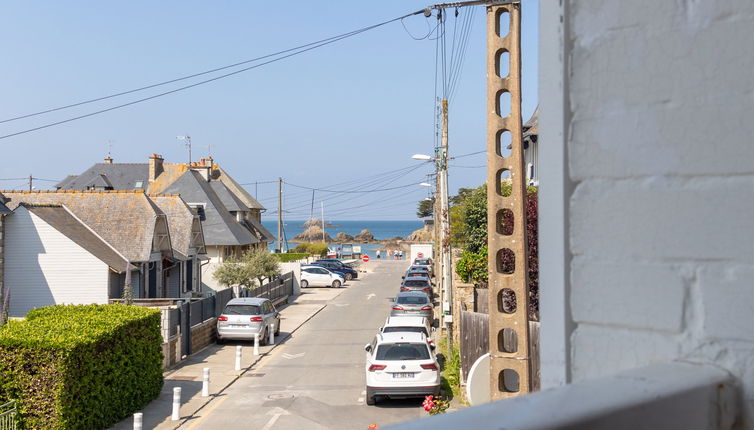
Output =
[
  {"x1": 281, "y1": 352, "x2": 306, "y2": 360},
  {"x1": 261, "y1": 407, "x2": 290, "y2": 430},
  {"x1": 333, "y1": 303, "x2": 350, "y2": 307},
  {"x1": 366, "y1": 293, "x2": 376, "y2": 300},
  {"x1": 357, "y1": 397, "x2": 364, "y2": 403}
]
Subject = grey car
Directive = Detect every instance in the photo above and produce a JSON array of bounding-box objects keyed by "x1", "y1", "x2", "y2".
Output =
[
  {"x1": 391, "y1": 291, "x2": 433, "y2": 320},
  {"x1": 400, "y1": 276, "x2": 433, "y2": 296},
  {"x1": 216, "y1": 297, "x2": 280, "y2": 344}
]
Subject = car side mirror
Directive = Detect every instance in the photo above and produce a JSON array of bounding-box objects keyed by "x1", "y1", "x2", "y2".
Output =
[
  {"x1": 364, "y1": 344, "x2": 372, "y2": 352},
  {"x1": 429, "y1": 343, "x2": 436, "y2": 351},
  {"x1": 401, "y1": 276, "x2": 405, "y2": 279}
]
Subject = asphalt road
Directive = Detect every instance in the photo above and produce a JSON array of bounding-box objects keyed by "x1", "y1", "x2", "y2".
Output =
[{"x1": 183, "y1": 260, "x2": 429, "y2": 430}]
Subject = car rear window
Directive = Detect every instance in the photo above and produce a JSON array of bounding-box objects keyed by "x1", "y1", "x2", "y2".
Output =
[
  {"x1": 376, "y1": 343, "x2": 430, "y2": 360},
  {"x1": 383, "y1": 326, "x2": 428, "y2": 336},
  {"x1": 223, "y1": 305, "x2": 262, "y2": 315},
  {"x1": 404, "y1": 280, "x2": 429, "y2": 287},
  {"x1": 415, "y1": 259, "x2": 430, "y2": 265},
  {"x1": 397, "y1": 296, "x2": 429, "y2": 305}
]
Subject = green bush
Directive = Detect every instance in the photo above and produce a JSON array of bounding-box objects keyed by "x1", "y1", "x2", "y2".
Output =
[
  {"x1": 455, "y1": 245, "x2": 489, "y2": 286},
  {"x1": 292, "y1": 242, "x2": 329, "y2": 257},
  {"x1": 273, "y1": 252, "x2": 308, "y2": 262},
  {"x1": 0, "y1": 304, "x2": 163, "y2": 429}
]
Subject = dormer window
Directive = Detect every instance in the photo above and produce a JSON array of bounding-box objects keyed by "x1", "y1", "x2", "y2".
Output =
[{"x1": 135, "y1": 181, "x2": 143, "y2": 189}]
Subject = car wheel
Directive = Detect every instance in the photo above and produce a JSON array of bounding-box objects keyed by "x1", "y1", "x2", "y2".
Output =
[
  {"x1": 332, "y1": 280, "x2": 342, "y2": 288},
  {"x1": 345, "y1": 273, "x2": 353, "y2": 281},
  {"x1": 275, "y1": 322, "x2": 281, "y2": 335},
  {"x1": 260, "y1": 327, "x2": 268, "y2": 346},
  {"x1": 366, "y1": 388, "x2": 376, "y2": 406},
  {"x1": 301, "y1": 280, "x2": 309, "y2": 288}
]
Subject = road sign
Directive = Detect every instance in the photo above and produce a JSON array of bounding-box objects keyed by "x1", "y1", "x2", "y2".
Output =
[
  {"x1": 417, "y1": 252, "x2": 424, "y2": 258},
  {"x1": 362, "y1": 255, "x2": 370, "y2": 262}
]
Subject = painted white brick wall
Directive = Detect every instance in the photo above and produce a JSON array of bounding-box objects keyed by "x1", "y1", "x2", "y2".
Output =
[{"x1": 554, "y1": 0, "x2": 754, "y2": 426}]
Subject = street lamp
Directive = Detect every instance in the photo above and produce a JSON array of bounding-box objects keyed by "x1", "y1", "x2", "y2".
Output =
[{"x1": 411, "y1": 153, "x2": 433, "y2": 161}]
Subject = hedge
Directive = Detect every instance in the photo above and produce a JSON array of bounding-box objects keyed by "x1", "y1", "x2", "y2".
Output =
[
  {"x1": 0, "y1": 304, "x2": 163, "y2": 429},
  {"x1": 273, "y1": 252, "x2": 308, "y2": 262},
  {"x1": 292, "y1": 242, "x2": 329, "y2": 257}
]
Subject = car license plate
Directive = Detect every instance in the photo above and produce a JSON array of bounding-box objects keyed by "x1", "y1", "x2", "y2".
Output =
[
  {"x1": 392, "y1": 372, "x2": 415, "y2": 379},
  {"x1": 230, "y1": 324, "x2": 246, "y2": 327}
]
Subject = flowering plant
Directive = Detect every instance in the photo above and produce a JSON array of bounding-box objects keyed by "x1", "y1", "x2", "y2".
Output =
[{"x1": 422, "y1": 395, "x2": 449, "y2": 415}]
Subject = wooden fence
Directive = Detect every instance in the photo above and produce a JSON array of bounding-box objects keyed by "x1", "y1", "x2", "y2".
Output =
[{"x1": 459, "y1": 310, "x2": 540, "y2": 391}]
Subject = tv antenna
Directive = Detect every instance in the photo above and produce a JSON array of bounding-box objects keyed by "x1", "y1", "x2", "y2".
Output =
[{"x1": 176, "y1": 135, "x2": 191, "y2": 163}]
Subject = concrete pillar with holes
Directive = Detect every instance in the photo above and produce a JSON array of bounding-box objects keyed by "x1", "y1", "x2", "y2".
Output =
[{"x1": 486, "y1": 2, "x2": 531, "y2": 400}]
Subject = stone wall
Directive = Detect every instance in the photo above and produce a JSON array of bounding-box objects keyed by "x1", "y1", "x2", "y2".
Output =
[
  {"x1": 162, "y1": 334, "x2": 181, "y2": 369},
  {"x1": 190, "y1": 317, "x2": 217, "y2": 353},
  {"x1": 540, "y1": 0, "x2": 754, "y2": 425}
]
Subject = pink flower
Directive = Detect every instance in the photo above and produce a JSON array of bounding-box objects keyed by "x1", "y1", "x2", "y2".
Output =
[{"x1": 423, "y1": 396, "x2": 436, "y2": 412}]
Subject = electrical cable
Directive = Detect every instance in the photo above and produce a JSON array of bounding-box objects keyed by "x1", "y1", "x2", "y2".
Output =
[{"x1": 0, "y1": 8, "x2": 429, "y2": 141}]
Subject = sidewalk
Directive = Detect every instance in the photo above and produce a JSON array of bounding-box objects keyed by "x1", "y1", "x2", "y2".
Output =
[{"x1": 111, "y1": 286, "x2": 350, "y2": 430}]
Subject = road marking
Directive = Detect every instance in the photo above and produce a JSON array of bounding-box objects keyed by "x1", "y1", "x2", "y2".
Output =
[
  {"x1": 357, "y1": 397, "x2": 364, "y2": 403},
  {"x1": 333, "y1": 303, "x2": 349, "y2": 307},
  {"x1": 261, "y1": 407, "x2": 290, "y2": 430},
  {"x1": 366, "y1": 293, "x2": 376, "y2": 300},
  {"x1": 361, "y1": 390, "x2": 366, "y2": 395},
  {"x1": 281, "y1": 352, "x2": 306, "y2": 360},
  {"x1": 253, "y1": 345, "x2": 286, "y2": 372},
  {"x1": 184, "y1": 396, "x2": 228, "y2": 429}
]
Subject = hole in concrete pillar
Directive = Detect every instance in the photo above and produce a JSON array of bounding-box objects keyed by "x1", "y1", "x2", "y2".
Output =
[
  {"x1": 497, "y1": 248, "x2": 515, "y2": 275},
  {"x1": 496, "y1": 10, "x2": 510, "y2": 38},
  {"x1": 497, "y1": 328, "x2": 518, "y2": 353},
  {"x1": 498, "y1": 369, "x2": 520, "y2": 393},
  {"x1": 496, "y1": 90, "x2": 511, "y2": 118},
  {"x1": 496, "y1": 130, "x2": 512, "y2": 158},
  {"x1": 497, "y1": 209, "x2": 514, "y2": 235},
  {"x1": 497, "y1": 287, "x2": 517, "y2": 313},
  {"x1": 496, "y1": 169, "x2": 512, "y2": 196},
  {"x1": 496, "y1": 50, "x2": 510, "y2": 78}
]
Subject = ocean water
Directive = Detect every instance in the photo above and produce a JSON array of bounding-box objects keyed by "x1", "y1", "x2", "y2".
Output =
[{"x1": 262, "y1": 219, "x2": 424, "y2": 257}]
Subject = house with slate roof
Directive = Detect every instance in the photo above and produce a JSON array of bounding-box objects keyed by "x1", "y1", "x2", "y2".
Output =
[
  {"x1": 0, "y1": 199, "x2": 11, "y2": 307},
  {"x1": 0, "y1": 190, "x2": 203, "y2": 316},
  {"x1": 56, "y1": 154, "x2": 274, "y2": 292}
]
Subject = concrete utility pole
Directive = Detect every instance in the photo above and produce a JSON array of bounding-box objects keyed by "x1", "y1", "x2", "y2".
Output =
[
  {"x1": 486, "y1": 2, "x2": 531, "y2": 399},
  {"x1": 277, "y1": 178, "x2": 283, "y2": 253},
  {"x1": 28, "y1": 175, "x2": 32, "y2": 192},
  {"x1": 438, "y1": 99, "x2": 453, "y2": 349}
]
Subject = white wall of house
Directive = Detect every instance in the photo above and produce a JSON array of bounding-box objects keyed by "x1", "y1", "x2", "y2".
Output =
[
  {"x1": 5, "y1": 207, "x2": 109, "y2": 317},
  {"x1": 540, "y1": 0, "x2": 754, "y2": 425}
]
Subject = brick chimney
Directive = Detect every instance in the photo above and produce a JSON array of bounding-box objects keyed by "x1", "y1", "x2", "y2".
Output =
[
  {"x1": 148, "y1": 154, "x2": 164, "y2": 182},
  {"x1": 104, "y1": 156, "x2": 113, "y2": 164}
]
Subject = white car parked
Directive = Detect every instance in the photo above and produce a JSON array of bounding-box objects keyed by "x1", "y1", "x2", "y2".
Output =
[
  {"x1": 300, "y1": 265, "x2": 345, "y2": 288},
  {"x1": 380, "y1": 316, "x2": 434, "y2": 346},
  {"x1": 364, "y1": 332, "x2": 440, "y2": 405}
]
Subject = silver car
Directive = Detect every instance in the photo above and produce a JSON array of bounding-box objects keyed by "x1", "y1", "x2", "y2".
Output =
[
  {"x1": 391, "y1": 292, "x2": 433, "y2": 320},
  {"x1": 216, "y1": 297, "x2": 280, "y2": 344}
]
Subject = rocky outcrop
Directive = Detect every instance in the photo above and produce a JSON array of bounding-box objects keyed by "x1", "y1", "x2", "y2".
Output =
[
  {"x1": 406, "y1": 225, "x2": 434, "y2": 242},
  {"x1": 354, "y1": 229, "x2": 375, "y2": 243},
  {"x1": 300, "y1": 218, "x2": 337, "y2": 228},
  {"x1": 333, "y1": 232, "x2": 355, "y2": 243},
  {"x1": 292, "y1": 225, "x2": 333, "y2": 242}
]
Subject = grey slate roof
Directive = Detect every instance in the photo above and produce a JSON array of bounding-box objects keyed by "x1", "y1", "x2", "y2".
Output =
[
  {"x1": 1, "y1": 190, "x2": 165, "y2": 262},
  {"x1": 210, "y1": 181, "x2": 249, "y2": 212},
  {"x1": 215, "y1": 167, "x2": 265, "y2": 210},
  {"x1": 56, "y1": 164, "x2": 149, "y2": 190},
  {"x1": 163, "y1": 170, "x2": 259, "y2": 246},
  {"x1": 151, "y1": 195, "x2": 206, "y2": 259},
  {"x1": 22, "y1": 204, "x2": 134, "y2": 272},
  {"x1": 0, "y1": 199, "x2": 10, "y2": 214}
]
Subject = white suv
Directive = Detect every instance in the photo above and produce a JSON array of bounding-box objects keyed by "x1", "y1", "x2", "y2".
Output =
[
  {"x1": 364, "y1": 332, "x2": 440, "y2": 405},
  {"x1": 300, "y1": 265, "x2": 345, "y2": 288},
  {"x1": 380, "y1": 316, "x2": 434, "y2": 345}
]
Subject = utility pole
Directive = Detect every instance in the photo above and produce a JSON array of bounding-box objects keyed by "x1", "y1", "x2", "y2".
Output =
[
  {"x1": 438, "y1": 99, "x2": 453, "y2": 349},
  {"x1": 321, "y1": 202, "x2": 325, "y2": 242},
  {"x1": 28, "y1": 175, "x2": 32, "y2": 191},
  {"x1": 486, "y1": 1, "x2": 531, "y2": 399},
  {"x1": 277, "y1": 178, "x2": 283, "y2": 253}
]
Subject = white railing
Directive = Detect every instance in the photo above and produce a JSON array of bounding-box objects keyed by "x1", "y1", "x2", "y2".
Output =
[
  {"x1": 0, "y1": 401, "x2": 16, "y2": 430},
  {"x1": 387, "y1": 362, "x2": 738, "y2": 430}
]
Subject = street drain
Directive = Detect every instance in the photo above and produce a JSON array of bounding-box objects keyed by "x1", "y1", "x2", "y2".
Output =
[{"x1": 266, "y1": 393, "x2": 294, "y2": 400}]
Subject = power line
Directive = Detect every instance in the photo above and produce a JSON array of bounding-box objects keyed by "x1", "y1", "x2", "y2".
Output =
[
  {"x1": 283, "y1": 180, "x2": 421, "y2": 194},
  {"x1": 0, "y1": 9, "x2": 430, "y2": 141}
]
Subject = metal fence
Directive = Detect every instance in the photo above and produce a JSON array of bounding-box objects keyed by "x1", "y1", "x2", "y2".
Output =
[
  {"x1": 0, "y1": 401, "x2": 16, "y2": 430},
  {"x1": 239, "y1": 272, "x2": 294, "y2": 301}
]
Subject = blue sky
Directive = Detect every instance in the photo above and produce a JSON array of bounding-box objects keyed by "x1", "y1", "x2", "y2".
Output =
[{"x1": 0, "y1": 1, "x2": 538, "y2": 220}]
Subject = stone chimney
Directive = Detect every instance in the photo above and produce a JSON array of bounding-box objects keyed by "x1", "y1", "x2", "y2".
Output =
[
  {"x1": 148, "y1": 154, "x2": 164, "y2": 182},
  {"x1": 104, "y1": 156, "x2": 113, "y2": 164}
]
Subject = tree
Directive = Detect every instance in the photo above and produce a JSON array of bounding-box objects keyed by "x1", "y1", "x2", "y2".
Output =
[
  {"x1": 416, "y1": 197, "x2": 434, "y2": 219},
  {"x1": 213, "y1": 248, "x2": 281, "y2": 289}
]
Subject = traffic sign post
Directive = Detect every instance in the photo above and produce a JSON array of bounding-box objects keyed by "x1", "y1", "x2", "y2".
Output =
[{"x1": 362, "y1": 255, "x2": 369, "y2": 262}]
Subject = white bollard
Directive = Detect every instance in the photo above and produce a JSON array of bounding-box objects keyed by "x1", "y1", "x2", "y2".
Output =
[
  {"x1": 133, "y1": 412, "x2": 143, "y2": 430},
  {"x1": 202, "y1": 367, "x2": 210, "y2": 397},
  {"x1": 253, "y1": 333, "x2": 260, "y2": 356},
  {"x1": 235, "y1": 345, "x2": 242, "y2": 371},
  {"x1": 269, "y1": 324, "x2": 275, "y2": 345},
  {"x1": 171, "y1": 387, "x2": 181, "y2": 421}
]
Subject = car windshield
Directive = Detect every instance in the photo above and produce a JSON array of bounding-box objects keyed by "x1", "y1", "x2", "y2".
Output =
[
  {"x1": 415, "y1": 259, "x2": 430, "y2": 265},
  {"x1": 223, "y1": 304, "x2": 262, "y2": 315},
  {"x1": 397, "y1": 296, "x2": 429, "y2": 305},
  {"x1": 383, "y1": 326, "x2": 428, "y2": 336},
  {"x1": 376, "y1": 343, "x2": 430, "y2": 360},
  {"x1": 404, "y1": 280, "x2": 429, "y2": 287}
]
